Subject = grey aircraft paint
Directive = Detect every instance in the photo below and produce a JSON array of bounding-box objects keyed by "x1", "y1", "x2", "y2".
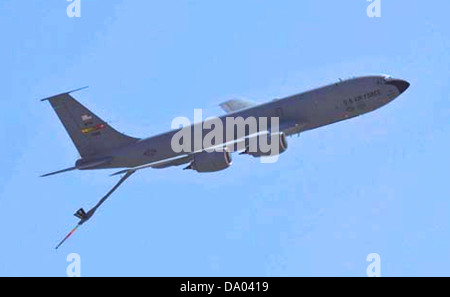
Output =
[
  {"x1": 44, "y1": 74, "x2": 410, "y2": 248},
  {"x1": 44, "y1": 75, "x2": 410, "y2": 172}
]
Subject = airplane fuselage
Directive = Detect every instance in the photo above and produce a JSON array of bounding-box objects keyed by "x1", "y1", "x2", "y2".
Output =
[{"x1": 91, "y1": 75, "x2": 409, "y2": 169}]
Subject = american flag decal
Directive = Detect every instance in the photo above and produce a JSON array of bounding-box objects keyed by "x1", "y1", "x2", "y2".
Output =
[{"x1": 81, "y1": 114, "x2": 93, "y2": 122}]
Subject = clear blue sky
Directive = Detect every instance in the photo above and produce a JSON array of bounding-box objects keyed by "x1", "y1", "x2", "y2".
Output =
[{"x1": 1, "y1": 0, "x2": 449, "y2": 276}]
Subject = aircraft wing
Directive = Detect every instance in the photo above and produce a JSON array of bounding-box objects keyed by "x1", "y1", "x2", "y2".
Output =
[
  {"x1": 110, "y1": 130, "x2": 274, "y2": 176},
  {"x1": 110, "y1": 118, "x2": 308, "y2": 176},
  {"x1": 111, "y1": 154, "x2": 193, "y2": 175}
]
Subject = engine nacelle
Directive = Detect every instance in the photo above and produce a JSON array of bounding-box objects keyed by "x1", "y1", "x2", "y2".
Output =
[
  {"x1": 185, "y1": 150, "x2": 232, "y2": 173},
  {"x1": 242, "y1": 132, "x2": 288, "y2": 157}
]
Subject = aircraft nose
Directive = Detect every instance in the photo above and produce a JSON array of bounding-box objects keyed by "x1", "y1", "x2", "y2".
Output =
[{"x1": 385, "y1": 79, "x2": 410, "y2": 94}]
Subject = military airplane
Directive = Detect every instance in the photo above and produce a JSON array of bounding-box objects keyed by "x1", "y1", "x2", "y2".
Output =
[{"x1": 41, "y1": 75, "x2": 410, "y2": 248}]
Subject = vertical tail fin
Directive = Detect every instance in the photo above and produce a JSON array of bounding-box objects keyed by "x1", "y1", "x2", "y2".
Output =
[{"x1": 41, "y1": 88, "x2": 139, "y2": 157}]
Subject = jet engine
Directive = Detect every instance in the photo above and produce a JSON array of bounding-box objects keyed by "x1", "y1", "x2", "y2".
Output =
[
  {"x1": 241, "y1": 132, "x2": 288, "y2": 157},
  {"x1": 185, "y1": 150, "x2": 232, "y2": 173}
]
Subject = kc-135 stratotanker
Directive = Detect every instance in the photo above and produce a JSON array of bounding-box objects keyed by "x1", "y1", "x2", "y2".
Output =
[{"x1": 41, "y1": 75, "x2": 410, "y2": 248}]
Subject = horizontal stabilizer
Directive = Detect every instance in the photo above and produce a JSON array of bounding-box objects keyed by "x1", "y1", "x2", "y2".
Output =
[{"x1": 40, "y1": 167, "x2": 77, "y2": 177}]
